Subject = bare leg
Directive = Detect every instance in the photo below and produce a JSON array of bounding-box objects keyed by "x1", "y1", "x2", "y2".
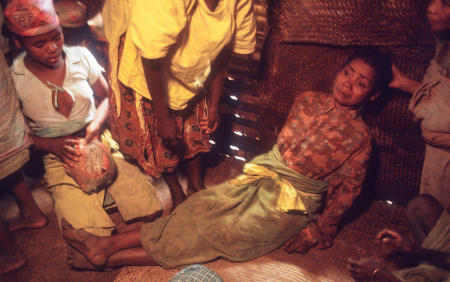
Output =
[
  {"x1": 406, "y1": 194, "x2": 443, "y2": 245},
  {"x1": 61, "y1": 218, "x2": 143, "y2": 268},
  {"x1": 0, "y1": 218, "x2": 26, "y2": 276},
  {"x1": 162, "y1": 171, "x2": 186, "y2": 208},
  {"x1": 66, "y1": 245, "x2": 113, "y2": 271},
  {"x1": 107, "y1": 247, "x2": 157, "y2": 267},
  {"x1": 6, "y1": 171, "x2": 47, "y2": 232},
  {"x1": 186, "y1": 154, "x2": 205, "y2": 196}
]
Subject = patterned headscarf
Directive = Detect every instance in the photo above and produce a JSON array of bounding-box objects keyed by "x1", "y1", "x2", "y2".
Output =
[{"x1": 4, "y1": 0, "x2": 60, "y2": 36}]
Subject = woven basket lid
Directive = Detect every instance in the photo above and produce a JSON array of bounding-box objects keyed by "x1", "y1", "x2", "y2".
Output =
[{"x1": 275, "y1": 0, "x2": 434, "y2": 46}]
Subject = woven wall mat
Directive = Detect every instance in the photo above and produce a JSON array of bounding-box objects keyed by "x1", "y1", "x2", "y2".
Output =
[
  {"x1": 272, "y1": 0, "x2": 434, "y2": 46},
  {"x1": 114, "y1": 201, "x2": 410, "y2": 282}
]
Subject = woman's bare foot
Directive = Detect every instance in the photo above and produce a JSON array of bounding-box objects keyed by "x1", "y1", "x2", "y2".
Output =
[
  {"x1": 7, "y1": 213, "x2": 48, "y2": 232},
  {"x1": 61, "y1": 218, "x2": 108, "y2": 268},
  {"x1": 66, "y1": 245, "x2": 112, "y2": 271},
  {"x1": 0, "y1": 248, "x2": 26, "y2": 276}
]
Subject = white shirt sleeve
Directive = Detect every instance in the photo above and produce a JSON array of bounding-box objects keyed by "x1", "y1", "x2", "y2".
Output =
[{"x1": 79, "y1": 46, "x2": 104, "y2": 85}]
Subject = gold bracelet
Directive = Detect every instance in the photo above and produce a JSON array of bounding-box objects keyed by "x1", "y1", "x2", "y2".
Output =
[{"x1": 371, "y1": 266, "x2": 385, "y2": 279}]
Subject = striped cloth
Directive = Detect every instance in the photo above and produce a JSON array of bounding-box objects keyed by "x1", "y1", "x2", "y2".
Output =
[{"x1": 0, "y1": 52, "x2": 32, "y2": 180}]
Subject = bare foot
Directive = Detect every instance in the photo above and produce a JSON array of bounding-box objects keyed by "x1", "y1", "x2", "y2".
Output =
[
  {"x1": 61, "y1": 218, "x2": 108, "y2": 268},
  {"x1": 66, "y1": 245, "x2": 112, "y2": 271},
  {"x1": 7, "y1": 214, "x2": 48, "y2": 232},
  {"x1": 0, "y1": 249, "x2": 26, "y2": 276}
]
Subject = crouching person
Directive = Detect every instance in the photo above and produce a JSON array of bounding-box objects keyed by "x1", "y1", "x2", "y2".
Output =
[
  {"x1": 4, "y1": 0, "x2": 161, "y2": 261},
  {"x1": 348, "y1": 194, "x2": 449, "y2": 281},
  {"x1": 61, "y1": 48, "x2": 392, "y2": 269}
]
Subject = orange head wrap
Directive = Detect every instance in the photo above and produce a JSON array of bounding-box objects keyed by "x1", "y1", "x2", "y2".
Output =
[{"x1": 4, "y1": 0, "x2": 60, "y2": 36}]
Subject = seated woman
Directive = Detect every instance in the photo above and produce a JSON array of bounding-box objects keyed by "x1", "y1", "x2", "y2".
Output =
[
  {"x1": 62, "y1": 48, "x2": 393, "y2": 270},
  {"x1": 5, "y1": 0, "x2": 161, "y2": 240}
]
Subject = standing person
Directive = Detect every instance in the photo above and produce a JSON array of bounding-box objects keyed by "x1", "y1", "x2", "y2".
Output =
[
  {"x1": 389, "y1": 0, "x2": 450, "y2": 207},
  {"x1": 4, "y1": 0, "x2": 161, "y2": 243},
  {"x1": 61, "y1": 49, "x2": 393, "y2": 270},
  {"x1": 0, "y1": 12, "x2": 47, "y2": 274},
  {"x1": 102, "y1": 0, "x2": 256, "y2": 207}
]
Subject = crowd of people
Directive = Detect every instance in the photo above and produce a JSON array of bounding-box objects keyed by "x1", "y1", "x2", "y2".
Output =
[{"x1": 0, "y1": 0, "x2": 448, "y2": 280}]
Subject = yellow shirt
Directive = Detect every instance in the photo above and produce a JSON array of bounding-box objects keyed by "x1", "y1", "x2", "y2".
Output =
[{"x1": 117, "y1": 0, "x2": 256, "y2": 111}]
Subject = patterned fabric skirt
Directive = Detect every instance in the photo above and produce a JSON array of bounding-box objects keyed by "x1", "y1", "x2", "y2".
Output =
[{"x1": 108, "y1": 35, "x2": 211, "y2": 178}]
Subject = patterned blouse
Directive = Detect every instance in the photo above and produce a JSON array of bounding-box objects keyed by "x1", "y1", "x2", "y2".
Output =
[{"x1": 277, "y1": 91, "x2": 372, "y2": 247}]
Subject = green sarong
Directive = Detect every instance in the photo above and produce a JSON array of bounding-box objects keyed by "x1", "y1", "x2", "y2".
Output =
[{"x1": 141, "y1": 146, "x2": 328, "y2": 268}]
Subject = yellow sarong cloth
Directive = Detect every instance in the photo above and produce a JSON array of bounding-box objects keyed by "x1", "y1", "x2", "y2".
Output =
[{"x1": 230, "y1": 162, "x2": 322, "y2": 213}]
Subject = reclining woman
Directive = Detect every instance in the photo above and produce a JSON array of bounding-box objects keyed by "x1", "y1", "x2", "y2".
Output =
[{"x1": 62, "y1": 48, "x2": 393, "y2": 270}]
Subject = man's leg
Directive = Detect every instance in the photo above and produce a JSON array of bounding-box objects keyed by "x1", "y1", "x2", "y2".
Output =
[
  {"x1": 406, "y1": 194, "x2": 443, "y2": 245},
  {"x1": 0, "y1": 218, "x2": 26, "y2": 275},
  {"x1": 6, "y1": 170, "x2": 47, "y2": 232}
]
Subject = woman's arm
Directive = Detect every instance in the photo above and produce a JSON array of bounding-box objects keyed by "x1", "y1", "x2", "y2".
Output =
[
  {"x1": 203, "y1": 48, "x2": 232, "y2": 134},
  {"x1": 389, "y1": 65, "x2": 421, "y2": 94},
  {"x1": 142, "y1": 57, "x2": 178, "y2": 147},
  {"x1": 85, "y1": 75, "x2": 109, "y2": 144}
]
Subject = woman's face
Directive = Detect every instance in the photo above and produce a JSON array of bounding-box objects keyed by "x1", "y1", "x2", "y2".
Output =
[
  {"x1": 332, "y1": 58, "x2": 377, "y2": 109},
  {"x1": 19, "y1": 26, "x2": 64, "y2": 69},
  {"x1": 427, "y1": 0, "x2": 450, "y2": 32}
]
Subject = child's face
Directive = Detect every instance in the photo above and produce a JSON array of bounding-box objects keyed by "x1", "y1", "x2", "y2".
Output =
[
  {"x1": 427, "y1": 0, "x2": 450, "y2": 32},
  {"x1": 332, "y1": 58, "x2": 377, "y2": 109},
  {"x1": 19, "y1": 26, "x2": 64, "y2": 69}
]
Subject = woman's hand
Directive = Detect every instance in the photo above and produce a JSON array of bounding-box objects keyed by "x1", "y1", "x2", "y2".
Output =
[
  {"x1": 199, "y1": 105, "x2": 220, "y2": 134},
  {"x1": 48, "y1": 136, "x2": 82, "y2": 167},
  {"x1": 156, "y1": 113, "x2": 179, "y2": 148},
  {"x1": 347, "y1": 257, "x2": 388, "y2": 281},
  {"x1": 283, "y1": 231, "x2": 317, "y2": 254},
  {"x1": 376, "y1": 229, "x2": 412, "y2": 253}
]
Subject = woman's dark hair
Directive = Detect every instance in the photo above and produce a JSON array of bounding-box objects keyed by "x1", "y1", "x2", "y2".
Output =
[{"x1": 344, "y1": 48, "x2": 393, "y2": 94}]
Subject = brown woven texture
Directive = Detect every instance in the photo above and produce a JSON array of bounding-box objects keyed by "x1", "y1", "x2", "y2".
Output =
[
  {"x1": 255, "y1": 0, "x2": 435, "y2": 203},
  {"x1": 276, "y1": 0, "x2": 433, "y2": 46}
]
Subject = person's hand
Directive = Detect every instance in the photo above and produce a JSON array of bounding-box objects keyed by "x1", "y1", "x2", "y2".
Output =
[
  {"x1": 388, "y1": 65, "x2": 406, "y2": 89},
  {"x1": 85, "y1": 121, "x2": 102, "y2": 144},
  {"x1": 156, "y1": 114, "x2": 179, "y2": 148},
  {"x1": 283, "y1": 232, "x2": 317, "y2": 254},
  {"x1": 376, "y1": 229, "x2": 412, "y2": 253},
  {"x1": 199, "y1": 105, "x2": 220, "y2": 135},
  {"x1": 317, "y1": 236, "x2": 333, "y2": 249},
  {"x1": 348, "y1": 257, "x2": 387, "y2": 281},
  {"x1": 206, "y1": 105, "x2": 220, "y2": 134},
  {"x1": 49, "y1": 136, "x2": 82, "y2": 167}
]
